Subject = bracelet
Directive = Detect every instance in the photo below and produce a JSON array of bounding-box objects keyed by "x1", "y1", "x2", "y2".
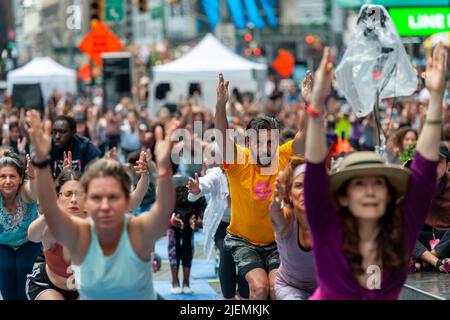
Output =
[
  {"x1": 306, "y1": 104, "x2": 323, "y2": 118},
  {"x1": 424, "y1": 119, "x2": 442, "y2": 125},
  {"x1": 31, "y1": 156, "x2": 50, "y2": 169},
  {"x1": 157, "y1": 164, "x2": 172, "y2": 179}
]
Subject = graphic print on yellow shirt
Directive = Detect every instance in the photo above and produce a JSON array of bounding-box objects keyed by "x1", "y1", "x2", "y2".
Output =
[{"x1": 225, "y1": 140, "x2": 294, "y2": 246}]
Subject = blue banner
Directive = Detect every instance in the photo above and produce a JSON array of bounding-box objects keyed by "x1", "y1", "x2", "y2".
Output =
[
  {"x1": 243, "y1": 0, "x2": 265, "y2": 29},
  {"x1": 259, "y1": 0, "x2": 277, "y2": 27},
  {"x1": 201, "y1": 0, "x2": 221, "y2": 29},
  {"x1": 227, "y1": 0, "x2": 247, "y2": 29},
  {"x1": 336, "y1": 0, "x2": 449, "y2": 7}
]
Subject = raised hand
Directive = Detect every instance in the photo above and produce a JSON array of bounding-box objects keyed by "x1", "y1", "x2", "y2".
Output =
[
  {"x1": 311, "y1": 47, "x2": 334, "y2": 112},
  {"x1": 154, "y1": 120, "x2": 177, "y2": 170},
  {"x1": 273, "y1": 171, "x2": 287, "y2": 205},
  {"x1": 164, "y1": 118, "x2": 181, "y2": 139},
  {"x1": 187, "y1": 172, "x2": 200, "y2": 195},
  {"x1": 425, "y1": 42, "x2": 447, "y2": 96},
  {"x1": 216, "y1": 73, "x2": 229, "y2": 108},
  {"x1": 26, "y1": 110, "x2": 52, "y2": 161},
  {"x1": 301, "y1": 70, "x2": 314, "y2": 104},
  {"x1": 133, "y1": 150, "x2": 150, "y2": 176},
  {"x1": 17, "y1": 137, "x2": 27, "y2": 155},
  {"x1": 25, "y1": 154, "x2": 35, "y2": 180},
  {"x1": 63, "y1": 151, "x2": 72, "y2": 172}
]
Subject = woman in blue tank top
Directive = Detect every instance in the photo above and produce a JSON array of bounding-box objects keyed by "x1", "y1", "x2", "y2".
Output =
[
  {"x1": 0, "y1": 150, "x2": 40, "y2": 300},
  {"x1": 27, "y1": 111, "x2": 176, "y2": 300}
]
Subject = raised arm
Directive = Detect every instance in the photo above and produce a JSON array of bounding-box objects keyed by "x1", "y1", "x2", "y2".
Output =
[
  {"x1": 135, "y1": 120, "x2": 177, "y2": 245},
  {"x1": 270, "y1": 171, "x2": 293, "y2": 238},
  {"x1": 20, "y1": 154, "x2": 37, "y2": 203},
  {"x1": 26, "y1": 110, "x2": 82, "y2": 251},
  {"x1": 215, "y1": 73, "x2": 237, "y2": 164},
  {"x1": 305, "y1": 47, "x2": 334, "y2": 163},
  {"x1": 292, "y1": 71, "x2": 313, "y2": 156},
  {"x1": 187, "y1": 171, "x2": 216, "y2": 202},
  {"x1": 415, "y1": 43, "x2": 447, "y2": 160},
  {"x1": 128, "y1": 150, "x2": 151, "y2": 212}
]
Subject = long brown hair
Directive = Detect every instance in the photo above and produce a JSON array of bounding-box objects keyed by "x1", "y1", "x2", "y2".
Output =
[
  {"x1": 392, "y1": 127, "x2": 418, "y2": 154},
  {"x1": 336, "y1": 178, "x2": 407, "y2": 276}
]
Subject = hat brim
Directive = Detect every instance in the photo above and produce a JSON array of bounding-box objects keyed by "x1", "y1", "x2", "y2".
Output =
[{"x1": 329, "y1": 164, "x2": 411, "y2": 197}]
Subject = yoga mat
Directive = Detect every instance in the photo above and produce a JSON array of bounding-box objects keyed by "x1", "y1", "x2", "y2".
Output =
[{"x1": 154, "y1": 280, "x2": 220, "y2": 300}]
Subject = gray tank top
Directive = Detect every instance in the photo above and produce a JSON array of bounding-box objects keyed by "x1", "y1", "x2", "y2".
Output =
[{"x1": 275, "y1": 215, "x2": 317, "y2": 293}]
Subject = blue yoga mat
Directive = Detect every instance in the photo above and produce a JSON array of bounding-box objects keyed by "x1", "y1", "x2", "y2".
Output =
[
  {"x1": 155, "y1": 238, "x2": 169, "y2": 260},
  {"x1": 154, "y1": 280, "x2": 220, "y2": 300},
  {"x1": 191, "y1": 259, "x2": 216, "y2": 280}
]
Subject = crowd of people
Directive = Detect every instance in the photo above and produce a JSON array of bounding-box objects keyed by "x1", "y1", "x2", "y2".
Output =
[{"x1": 0, "y1": 39, "x2": 448, "y2": 300}]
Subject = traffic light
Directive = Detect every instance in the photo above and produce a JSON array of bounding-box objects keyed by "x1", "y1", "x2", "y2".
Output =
[
  {"x1": 138, "y1": 0, "x2": 148, "y2": 12},
  {"x1": 305, "y1": 34, "x2": 322, "y2": 51},
  {"x1": 253, "y1": 47, "x2": 262, "y2": 56},
  {"x1": 305, "y1": 35, "x2": 315, "y2": 45},
  {"x1": 90, "y1": 0, "x2": 103, "y2": 22},
  {"x1": 244, "y1": 33, "x2": 253, "y2": 42}
]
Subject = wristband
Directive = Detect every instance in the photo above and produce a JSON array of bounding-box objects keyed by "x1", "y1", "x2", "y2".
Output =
[
  {"x1": 306, "y1": 104, "x2": 322, "y2": 118},
  {"x1": 31, "y1": 156, "x2": 50, "y2": 169},
  {"x1": 424, "y1": 119, "x2": 442, "y2": 125},
  {"x1": 169, "y1": 213, "x2": 176, "y2": 225},
  {"x1": 157, "y1": 164, "x2": 172, "y2": 179}
]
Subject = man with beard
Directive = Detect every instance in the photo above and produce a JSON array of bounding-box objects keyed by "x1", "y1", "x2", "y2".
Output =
[{"x1": 215, "y1": 73, "x2": 310, "y2": 299}]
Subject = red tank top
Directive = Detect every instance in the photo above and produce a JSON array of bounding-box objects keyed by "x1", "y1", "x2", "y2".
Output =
[{"x1": 44, "y1": 244, "x2": 72, "y2": 278}]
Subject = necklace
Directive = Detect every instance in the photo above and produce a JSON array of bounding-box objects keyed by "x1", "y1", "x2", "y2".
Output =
[{"x1": 5, "y1": 197, "x2": 24, "y2": 224}]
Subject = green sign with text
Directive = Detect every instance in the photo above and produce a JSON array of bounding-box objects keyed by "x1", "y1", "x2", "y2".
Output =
[
  {"x1": 105, "y1": 0, "x2": 124, "y2": 23},
  {"x1": 337, "y1": 0, "x2": 449, "y2": 8},
  {"x1": 389, "y1": 7, "x2": 450, "y2": 36}
]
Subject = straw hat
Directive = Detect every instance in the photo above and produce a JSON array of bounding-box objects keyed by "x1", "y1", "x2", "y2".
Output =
[{"x1": 329, "y1": 151, "x2": 411, "y2": 196}]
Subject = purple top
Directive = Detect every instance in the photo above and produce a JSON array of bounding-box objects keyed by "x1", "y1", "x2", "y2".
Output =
[
  {"x1": 304, "y1": 151, "x2": 438, "y2": 300},
  {"x1": 275, "y1": 216, "x2": 317, "y2": 293}
]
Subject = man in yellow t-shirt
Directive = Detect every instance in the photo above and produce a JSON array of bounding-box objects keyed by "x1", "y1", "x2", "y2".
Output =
[{"x1": 215, "y1": 74, "x2": 306, "y2": 300}]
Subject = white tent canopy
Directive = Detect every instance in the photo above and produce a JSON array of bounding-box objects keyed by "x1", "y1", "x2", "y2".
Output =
[
  {"x1": 7, "y1": 57, "x2": 77, "y2": 104},
  {"x1": 150, "y1": 33, "x2": 267, "y2": 115}
]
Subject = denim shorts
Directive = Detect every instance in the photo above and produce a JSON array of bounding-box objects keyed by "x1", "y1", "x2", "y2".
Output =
[{"x1": 224, "y1": 232, "x2": 280, "y2": 278}]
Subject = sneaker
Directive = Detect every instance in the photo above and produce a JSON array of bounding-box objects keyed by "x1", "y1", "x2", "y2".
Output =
[
  {"x1": 437, "y1": 258, "x2": 450, "y2": 273},
  {"x1": 182, "y1": 286, "x2": 193, "y2": 294},
  {"x1": 171, "y1": 286, "x2": 182, "y2": 294}
]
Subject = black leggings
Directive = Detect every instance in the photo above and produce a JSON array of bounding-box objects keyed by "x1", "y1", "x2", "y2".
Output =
[
  {"x1": 215, "y1": 221, "x2": 249, "y2": 299},
  {"x1": 168, "y1": 226, "x2": 194, "y2": 268},
  {"x1": 413, "y1": 228, "x2": 450, "y2": 261}
]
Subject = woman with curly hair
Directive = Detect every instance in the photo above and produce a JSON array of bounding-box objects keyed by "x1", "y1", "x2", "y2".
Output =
[{"x1": 386, "y1": 126, "x2": 418, "y2": 164}]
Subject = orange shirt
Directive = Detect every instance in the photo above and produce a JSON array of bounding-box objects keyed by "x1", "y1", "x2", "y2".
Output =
[{"x1": 225, "y1": 140, "x2": 294, "y2": 246}]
